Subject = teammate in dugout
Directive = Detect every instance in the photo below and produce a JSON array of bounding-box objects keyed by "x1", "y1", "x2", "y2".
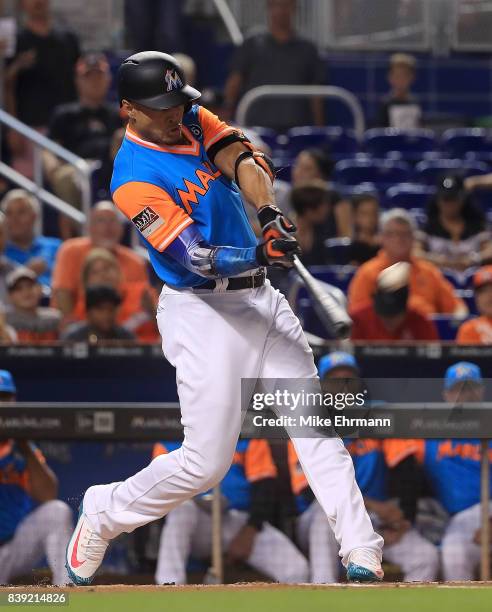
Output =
[
  {"x1": 153, "y1": 439, "x2": 308, "y2": 584},
  {"x1": 385, "y1": 362, "x2": 492, "y2": 581},
  {"x1": 288, "y1": 353, "x2": 438, "y2": 583},
  {"x1": 66, "y1": 51, "x2": 383, "y2": 584},
  {"x1": 0, "y1": 370, "x2": 72, "y2": 585}
]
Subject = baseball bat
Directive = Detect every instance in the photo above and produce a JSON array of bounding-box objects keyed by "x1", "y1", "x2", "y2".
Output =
[{"x1": 293, "y1": 255, "x2": 352, "y2": 340}]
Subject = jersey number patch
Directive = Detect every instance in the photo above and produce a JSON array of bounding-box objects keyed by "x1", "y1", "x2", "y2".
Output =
[{"x1": 132, "y1": 207, "x2": 165, "y2": 239}]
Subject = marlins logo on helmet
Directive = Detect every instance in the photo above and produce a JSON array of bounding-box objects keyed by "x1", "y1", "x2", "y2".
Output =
[{"x1": 165, "y1": 69, "x2": 183, "y2": 92}]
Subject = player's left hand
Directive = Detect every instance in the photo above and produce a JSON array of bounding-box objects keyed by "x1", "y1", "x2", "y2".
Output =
[
  {"x1": 256, "y1": 234, "x2": 301, "y2": 268},
  {"x1": 257, "y1": 204, "x2": 296, "y2": 243},
  {"x1": 226, "y1": 524, "x2": 258, "y2": 562}
]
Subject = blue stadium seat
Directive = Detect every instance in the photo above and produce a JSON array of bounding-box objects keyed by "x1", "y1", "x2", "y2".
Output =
[
  {"x1": 308, "y1": 264, "x2": 357, "y2": 293},
  {"x1": 415, "y1": 159, "x2": 489, "y2": 185},
  {"x1": 441, "y1": 268, "x2": 476, "y2": 289},
  {"x1": 364, "y1": 128, "x2": 437, "y2": 162},
  {"x1": 333, "y1": 158, "x2": 411, "y2": 189},
  {"x1": 285, "y1": 126, "x2": 359, "y2": 159},
  {"x1": 290, "y1": 267, "x2": 355, "y2": 338},
  {"x1": 248, "y1": 126, "x2": 279, "y2": 152},
  {"x1": 341, "y1": 182, "x2": 380, "y2": 197},
  {"x1": 441, "y1": 128, "x2": 492, "y2": 157},
  {"x1": 385, "y1": 183, "x2": 435, "y2": 210},
  {"x1": 324, "y1": 238, "x2": 352, "y2": 265},
  {"x1": 470, "y1": 187, "x2": 492, "y2": 211},
  {"x1": 430, "y1": 315, "x2": 462, "y2": 341}
]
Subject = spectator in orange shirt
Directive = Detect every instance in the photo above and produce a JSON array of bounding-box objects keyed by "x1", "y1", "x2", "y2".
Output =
[
  {"x1": 4, "y1": 267, "x2": 61, "y2": 343},
  {"x1": 51, "y1": 201, "x2": 150, "y2": 317},
  {"x1": 74, "y1": 248, "x2": 158, "y2": 342},
  {"x1": 351, "y1": 262, "x2": 439, "y2": 342},
  {"x1": 348, "y1": 208, "x2": 467, "y2": 317},
  {"x1": 456, "y1": 265, "x2": 492, "y2": 344}
]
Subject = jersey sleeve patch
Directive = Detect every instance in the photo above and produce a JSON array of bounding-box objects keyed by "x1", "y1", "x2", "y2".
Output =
[
  {"x1": 198, "y1": 106, "x2": 235, "y2": 150},
  {"x1": 113, "y1": 181, "x2": 193, "y2": 252}
]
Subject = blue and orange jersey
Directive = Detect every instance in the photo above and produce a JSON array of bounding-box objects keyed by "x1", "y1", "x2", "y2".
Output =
[
  {"x1": 111, "y1": 105, "x2": 257, "y2": 288},
  {"x1": 153, "y1": 439, "x2": 277, "y2": 511},
  {"x1": 0, "y1": 440, "x2": 41, "y2": 542},
  {"x1": 288, "y1": 440, "x2": 387, "y2": 513},
  {"x1": 383, "y1": 438, "x2": 492, "y2": 515}
]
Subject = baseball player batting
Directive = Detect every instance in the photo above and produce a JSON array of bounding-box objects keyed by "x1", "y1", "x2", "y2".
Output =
[{"x1": 65, "y1": 51, "x2": 383, "y2": 585}]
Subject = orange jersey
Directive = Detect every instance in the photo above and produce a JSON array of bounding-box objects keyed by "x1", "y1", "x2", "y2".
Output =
[
  {"x1": 348, "y1": 250, "x2": 465, "y2": 316},
  {"x1": 456, "y1": 316, "x2": 492, "y2": 344}
]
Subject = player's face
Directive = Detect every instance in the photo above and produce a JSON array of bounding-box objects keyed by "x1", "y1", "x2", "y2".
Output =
[
  {"x1": 125, "y1": 101, "x2": 186, "y2": 146},
  {"x1": 476, "y1": 284, "x2": 492, "y2": 318}
]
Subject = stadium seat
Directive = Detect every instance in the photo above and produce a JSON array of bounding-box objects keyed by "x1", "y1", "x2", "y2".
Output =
[
  {"x1": 415, "y1": 159, "x2": 489, "y2": 185},
  {"x1": 308, "y1": 264, "x2": 357, "y2": 293},
  {"x1": 441, "y1": 268, "x2": 477, "y2": 289},
  {"x1": 285, "y1": 126, "x2": 359, "y2": 159},
  {"x1": 470, "y1": 187, "x2": 492, "y2": 211},
  {"x1": 364, "y1": 128, "x2": 437, "y2": 162},
  {"x1": 333, "y1": 158, "x2": 412, "y2": 189},
  {"x1": 324, "y1": 237, "x2": 352, "y2": 265},
  {"x1": 248, "y1": 126, "x2": 279, "y2": 152},
  {"x1": 430, "y1": 315, "x2": 462, "y2": 341},
  {"x1": 385, "y1": 183, "x2": 435, "y2": 210},
  {"x1": 441, "y1": 128, "x2": 492, "y2": 157}
]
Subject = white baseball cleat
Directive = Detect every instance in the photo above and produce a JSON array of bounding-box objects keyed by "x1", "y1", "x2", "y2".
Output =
[
  {"x1": 346, "y1": 548, "x2": 384, "y2": 582},
  {"x1": 65, "y1": 504, "x2": 109, "y2": 585}
]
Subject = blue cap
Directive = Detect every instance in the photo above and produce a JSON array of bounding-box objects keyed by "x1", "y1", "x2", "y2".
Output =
[
  {"x1": 444, "y1": 362, "x2": 483, "y2": 390},
  {"x1": 0, "y1": 370, "x2": 16, "y2": 394},
  {"x1": 318, "y1": 352, "x2": 359, "y2": 379}
]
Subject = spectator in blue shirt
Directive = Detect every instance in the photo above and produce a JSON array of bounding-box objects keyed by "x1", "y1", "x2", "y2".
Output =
[{"x1": 1, "y1": 189, "x2": 61, "y2": 287}]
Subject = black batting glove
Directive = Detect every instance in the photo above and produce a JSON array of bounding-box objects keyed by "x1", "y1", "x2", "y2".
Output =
[
  {"x1": 257, "y1": 205, "x2": 296, "y2": 243},
  {"x1": 256, "y1": 235, "x2": 301, "y2": 268}
]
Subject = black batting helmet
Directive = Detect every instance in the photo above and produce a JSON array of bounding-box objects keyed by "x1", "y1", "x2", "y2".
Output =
[{"x1": 117, "y1": 51, "x2": 201, "y2": 110}]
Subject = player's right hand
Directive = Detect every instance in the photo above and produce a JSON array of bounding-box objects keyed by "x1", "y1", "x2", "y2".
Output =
[{"x1": 256, "y1": 235, "x2": 301, "y2": 268}]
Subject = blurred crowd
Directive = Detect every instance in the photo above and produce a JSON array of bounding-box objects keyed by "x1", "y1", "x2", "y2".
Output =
[{"x1": 0, "y1": 0, "x2": 491, "y2": 347}]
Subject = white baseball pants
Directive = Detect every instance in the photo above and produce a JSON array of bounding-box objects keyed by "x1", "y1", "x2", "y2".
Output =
[
  {"x1": 83, "y1": 280, "x2": 383, "y2": 565},
  {"x1": 0, "y1": 500, "x2": 72, "y2": 585},
  {"x1": 441, "y1": 502, "x2": 492, "y2": 581},
  {"x1": 297, "y1": 501, "x2": 438, "y2": 582},
  {"x1": 155, "y1": 499, "x2": 308, "y2": 584}
]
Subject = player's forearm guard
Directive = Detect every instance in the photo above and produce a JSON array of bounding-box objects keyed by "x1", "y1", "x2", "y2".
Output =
[{"x1": 166, "y1": 224, "x2": 259, "y2": 279}]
